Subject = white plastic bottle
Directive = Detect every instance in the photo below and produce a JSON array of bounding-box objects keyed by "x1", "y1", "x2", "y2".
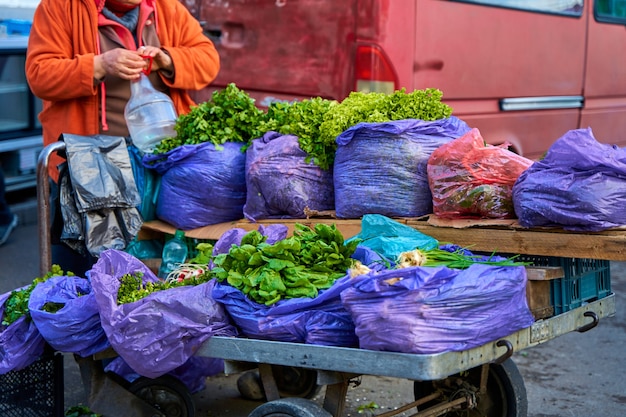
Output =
[
  {"x1": 125, "y1": 72, "x2": 178, "y2": 154},
  {"x1": 158, "y1": 230, "x2": 189, "y2": 279}
]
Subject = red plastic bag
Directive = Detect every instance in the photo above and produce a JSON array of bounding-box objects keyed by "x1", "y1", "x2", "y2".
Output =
[{"x1": 427, "y1": 128, "x2": 533, "y2": 219}]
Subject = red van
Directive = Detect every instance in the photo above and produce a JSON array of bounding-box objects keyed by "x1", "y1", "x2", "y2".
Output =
[{"x1": 186, "y1": 0, "x2": 626, "y2": 160}]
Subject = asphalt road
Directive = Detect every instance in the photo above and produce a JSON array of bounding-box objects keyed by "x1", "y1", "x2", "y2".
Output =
[{"x1": 1, "y1": 193, "x2": 624, "y2": 416}]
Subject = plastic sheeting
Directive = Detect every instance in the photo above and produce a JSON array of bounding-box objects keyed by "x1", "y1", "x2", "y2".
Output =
[
  {"x1": 210, "y1": 226, "x2": 387, "y2": 347},
  {"x1": 244, "y1": 132, "x2": 334, "y2": 221},
  {"x1": 60, "y1": 134, "x2": 143, "y2": 257},
  {"x1": 428, "y1": 128, "x2": 533, "y2": 219},
  {"x1": 513, "y1": 128, "x2": 626, "y2": 231},
  {"x1": 0, "y1": 286, "x2": 46, "y2": 373},
  {"x1": 341, "y1": 263, "x2": 535, "y2": 354},
  {"x1": 347, "y1": 214, "x2": 439, "y2": 262},
  {"x1": 333, "y1": 117, "x2": 471, "y2": 218},
  {"x1": 90, "y1": 250, "x2": 237, "y2": 379},
  {"x1": 28, "y1": 275, "x2": 110, "y2": 357},
  {"x1": 143, "y1": 142, "x2": 247, "y2": 230}
]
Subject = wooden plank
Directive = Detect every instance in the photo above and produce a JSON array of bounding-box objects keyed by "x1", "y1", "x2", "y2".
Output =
[
  {"x1": 406, "y1": 221, "x2": 626, "y2": 261},
  {"x1": 525, "y1": 266, "x2": 564, "y2": 281},
  {"x1": 141, "y1": 217, "x2": 626, "y2": 261}
]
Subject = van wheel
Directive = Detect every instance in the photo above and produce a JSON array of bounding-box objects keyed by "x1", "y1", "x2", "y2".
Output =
[{"x1": 413, "y1": 358, "x2": 527, "y2": 417}]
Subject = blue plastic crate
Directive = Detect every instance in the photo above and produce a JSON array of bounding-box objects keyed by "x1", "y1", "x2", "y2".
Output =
[
  {"x1": 517, "y1": 256, "x2": 611, "y2": 315},
  {"x1": 0, "y1": 19, "x2": 32, "y2": 36}
]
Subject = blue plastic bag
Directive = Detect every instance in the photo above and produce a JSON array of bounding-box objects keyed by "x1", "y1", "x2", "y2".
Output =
[
  {"x1": 142, "y1": 141, "x2": 247, "y2": 230},
  {"x1": 28, "y1": 275, "x2": 110, "y2": 357},
  {"x1": 244, "y1": 132, "x2": 334, "y2": 221},
  {"x1": 0, "y1": 286, "x2": 46, "y2": 373},
  {"x1": 347, "y1": 214, "x2": 439, "y2": 262},
  {"x1": 90, "y1": 249, "x2": 238, "y2": 379},
  {"x1": 333, "y1": 117, "x2": 471, "y2": 218},
  {"x1": 513, "y1": 128, "x2": 626, "y2": 231},
  {"x1": 341, "y1": 262, "x2": 534, "y2": 354}
]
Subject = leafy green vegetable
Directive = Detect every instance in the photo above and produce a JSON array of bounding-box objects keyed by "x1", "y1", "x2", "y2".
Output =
[
  {"x1": 259, "y1": 97, "x2": 338, "y2": 170},
  {"x1": 207, "y1": 223, "x2": 361, "y2": 305},
  {"x1": 318, "y1": 88, "x2": 453, "y2": 147},
  {"x1": 116, "y1": 271, "x2": 210, "y2": 305},
  {"x1": 396, "y1": 247, "x2": 530, "y2": 269},
  {"x1": 1, "y1": 265, "x2": 74, "y2": 327},
  {"x1": 154, "y1": 83, "x2": 265, "y2": 153},
  {"x1": 65, "y1": 405, "x2": 101, "y2": 417}
]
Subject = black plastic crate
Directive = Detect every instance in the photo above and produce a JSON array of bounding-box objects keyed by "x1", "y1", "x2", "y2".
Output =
[
  {"x1": 516, "y1": 256, "x2": 611, "y2": 315},
  {"x1": 0, "y1": 346, "x2": 64, "y2": 417}
]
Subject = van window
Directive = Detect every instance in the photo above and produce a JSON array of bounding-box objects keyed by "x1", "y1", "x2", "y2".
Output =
[
  {"x1": 595, "y1": 0, "x2": 626, "y2": 22},
  {"x1": 453, "y1": 0, "x2": 583, "y2": 16}
]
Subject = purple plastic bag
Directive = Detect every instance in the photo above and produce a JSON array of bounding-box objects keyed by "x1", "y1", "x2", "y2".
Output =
[
  {"x1": 105, "y1": 354, "x2": 224, "y2": 394},
  {"x1": 28, "y1": 275, "x2": 110, "y2": 357},
  {"x1": 341, "y1": 263, "x2": 534, "y2": 354},
  {"x1": 513, "y1": 128, "x2": 626, "y2": 231},
  {"x1": 0, "y1": 286, "x2": 46, "y2": 373},
  {"x1": 142, "y1": 141, "x2": 247, "y2": 230},
  {"x1": 211, "y1": 244, "x2": 388, "y2": 347},
  {"x1": 90, "y1": 249, "x2": 237, "y2": 379},
  {"x1": 334, "y1": 117, "x2": 471, "y2": 218},
  {"x1": 244, "y1": 132, "x2": 334, "y2": 221}
]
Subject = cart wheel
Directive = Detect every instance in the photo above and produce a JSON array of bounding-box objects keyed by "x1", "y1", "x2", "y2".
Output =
[
  {"x1": 248, "y1": 397, "x2": 332, "y2": 417},
  {"x1": 128, "y1": 375, "x2": 195, "y2": 417},
  {"x1": 271, "y1": 365, "x2": 321, "y2": 399},
  {"x1": 413, "y1": 358, "x2": 527, "y2": 417},
  {"x1": 238, "y1": 366, "x2": 321, "y2": 401}
]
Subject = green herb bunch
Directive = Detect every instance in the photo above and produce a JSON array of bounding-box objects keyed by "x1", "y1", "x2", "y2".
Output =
[
  {"x1": 1, "y1": 265, "x2": 74, "y2": 327},
  {"x1": 116, "y1": 271, "x2": 210, "y2": 305},
  {"x1": 318, "y1": 88, "x2": 453, "y2": 146},
  {"x1": 259, "y1": 97, "x2": 338, "y2": 170},
  {"x1": 154, "y1": 83, "x2": 265, "y2": 154},
  {"x1": 208, "y1": 223, "x2": 361, "y2": 306}
]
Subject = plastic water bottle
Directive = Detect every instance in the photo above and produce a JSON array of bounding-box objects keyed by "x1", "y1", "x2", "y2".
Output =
[
  {"x1": 158, "y1": 230, "x2": 188, "y2": 279},
  {"x1": 125, "y1": 72, "x2": 178, "y2": 154}
]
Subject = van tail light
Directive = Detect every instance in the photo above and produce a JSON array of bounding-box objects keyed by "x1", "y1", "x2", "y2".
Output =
[{"x1": 354, "y1": 43, "x2": 399, "y2": 94}]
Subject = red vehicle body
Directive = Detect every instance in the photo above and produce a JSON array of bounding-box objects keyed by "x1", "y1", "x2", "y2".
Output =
[{"x1": 183, "y1": 0, "x2": 626, "y2": 160}]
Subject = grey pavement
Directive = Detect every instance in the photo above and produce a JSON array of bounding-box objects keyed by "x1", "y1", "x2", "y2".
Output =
[{"x1": 1, "y1": 193, "x2": 624, "y2": 416}]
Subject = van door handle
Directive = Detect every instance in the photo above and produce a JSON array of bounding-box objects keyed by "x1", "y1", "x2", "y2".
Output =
[{"x1": 414, "y1": 60, "x2": 444, "y2": 71}]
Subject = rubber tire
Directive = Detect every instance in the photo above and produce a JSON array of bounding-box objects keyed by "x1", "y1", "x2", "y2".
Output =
[
  {"x1": 271, "y1": 365, "x2": 321, "y2": 399},
  {"x1": 128, "y1": 375, "x2": 196, "y2": 417},
  {"x1": 248, "y1": 397, "x2": 332, "y2": 417},
  {"x1": 413, "y1": 358, "x2": 528, "y2": 417},
  {"x1": 237, "y1": 367, "x2": 321, "y2": 401}
]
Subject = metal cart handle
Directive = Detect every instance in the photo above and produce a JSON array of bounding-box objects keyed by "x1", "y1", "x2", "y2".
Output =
[
  {"x1": 494, "y1": 339, "x2": 514, "y2": 364},
  {"x1": 36, "y1": 141, "x2": 66, "y2": 276},
  {"x1": 576, "y1": 311, "x2": 599, "y2": 333}
]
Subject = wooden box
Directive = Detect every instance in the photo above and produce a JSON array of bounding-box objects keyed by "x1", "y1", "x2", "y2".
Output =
[{"x1": 525, "y1": 266, "x2": 564, "y2": 320}]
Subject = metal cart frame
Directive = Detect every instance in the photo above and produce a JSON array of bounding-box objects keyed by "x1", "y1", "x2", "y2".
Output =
[{"x1": 36, "y1": 141, "x2": 617, "y2": 417}]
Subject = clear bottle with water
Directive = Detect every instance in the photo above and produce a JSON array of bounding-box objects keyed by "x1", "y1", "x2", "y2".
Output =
[
  {"x1": 158, "y1": 229, "x2": 188, "y2": 279},
  {"x1": 125, "y1": 72, "x2": 178, "y2": 154}
]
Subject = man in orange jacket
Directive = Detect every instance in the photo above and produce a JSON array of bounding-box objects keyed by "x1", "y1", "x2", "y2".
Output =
[{"x1": 26, "y1": 0, "x2": 220, "y2": 274}]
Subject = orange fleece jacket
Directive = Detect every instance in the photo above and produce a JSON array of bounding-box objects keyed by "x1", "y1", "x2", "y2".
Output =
[{"x1": 25, "y1": 0, "x2": 220, "y2": 181}]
